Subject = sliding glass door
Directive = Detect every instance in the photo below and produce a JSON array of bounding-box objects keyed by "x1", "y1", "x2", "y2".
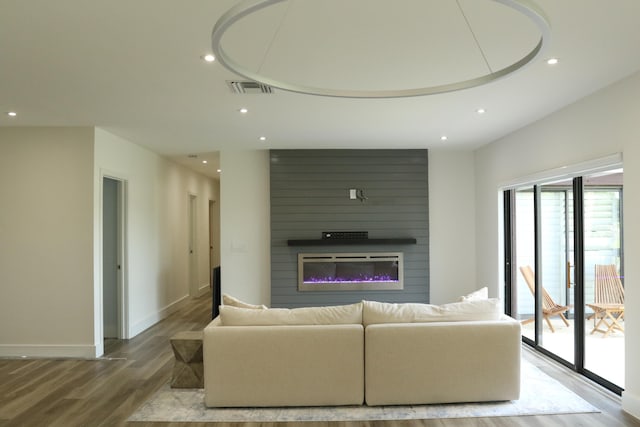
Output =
[
  {"x1": 539, "y1": 181, "x2": 574, "y2": 362},
  {"x1": 513, "y1": 187, "x2": 535, "y2": 342},
  {"x1": 582, "y1": 171, "x2": 624, "y2": 388},
  {"x1": 505, "y1": 169, "x2": 624, "y2": 394}
]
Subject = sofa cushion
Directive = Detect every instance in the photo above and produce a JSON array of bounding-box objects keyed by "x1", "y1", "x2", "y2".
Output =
[
  {"x1": 204, "y1": 324, "x2": 364, "y2": 407},
  {"x1": 362, "y1": 299, "x2": 501, "y2": 326},
  {"x1": 458, "y1": 286, "x2": 489, "y2": 302},
  {"x1": 220, "y1": 302, "x2": 363, "y2": 326},
  {"x1": 364, "y1": 319, "x2": 521, "y2": 405},
  {"x1": 222, "y1": 293, "x2": 267, "y2": 309}
]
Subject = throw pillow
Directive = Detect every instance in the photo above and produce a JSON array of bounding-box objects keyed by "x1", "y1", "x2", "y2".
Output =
[
  {"x1": 458, "y1": 286, "x2": 489, "y2": 302},
  {"x1": 222, "y1": 294, "x2": 267, "y2": 309}
]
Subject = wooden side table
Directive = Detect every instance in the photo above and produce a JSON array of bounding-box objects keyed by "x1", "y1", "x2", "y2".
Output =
[
  {"x1": 587, "y1": 303, "x2": 625, "y2": 337},
  {"x1": 170, "y1": 330, "x2": 204, "y2": 388}
]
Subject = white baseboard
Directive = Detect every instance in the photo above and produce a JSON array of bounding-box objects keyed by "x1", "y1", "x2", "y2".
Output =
[
  {"x1": 129, "y1": 295, "x2": 190, "y2": 337},
  {"x1": 622, "y1": 391, "x2": 640, "y2": 421},
  {"x1": 1, "y1": 292, "x2": 210, "y2": 359},
  {"x1": 0, "y1": 344, "x2": 96, "y2": 359},
  {"x1": 198, "y1": 282, "x2": 211, "y2": 297}
]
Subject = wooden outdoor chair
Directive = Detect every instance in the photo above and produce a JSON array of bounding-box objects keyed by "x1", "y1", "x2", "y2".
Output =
[
  {"x1": 519, "y1": 265, "x2": 572, "y2": 332},
  {"x1": 586, "y1": 264, "x2": 625, "y2": 337}
]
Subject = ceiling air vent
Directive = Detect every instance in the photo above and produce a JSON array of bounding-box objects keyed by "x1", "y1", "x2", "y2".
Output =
[{"x1": 226, "y1": 80, "x2": 273, "y2": 94}]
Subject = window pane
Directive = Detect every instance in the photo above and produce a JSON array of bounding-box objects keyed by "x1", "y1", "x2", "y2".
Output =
[{"x1": 515, "y1": 188, "x2": 535, "y2": 341}]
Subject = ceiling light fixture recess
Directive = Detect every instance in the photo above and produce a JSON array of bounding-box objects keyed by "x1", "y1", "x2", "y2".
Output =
[
  {"x1": 212, "y1": 0, "x2": 551, "y2": 98},
  {"x1": 476, "y1": 108, "x2": 486, "y2": 114},
  {"x1": 441, "y1": 136, "x2": 448, "y2": 141},
  {"x1": 547, "y1": 58, "x2": 559, "y2": 65},
  {"x1": 259, "y1": 136, "x2": 267, "y2": 141},
  {"x1": 7, "y1": 111, "x2": 17, "y2": 117},
  {"x1": 202, "y1": 54, "x2": 215, "y2": 62},
  {"x1": 239, "y1": 108, "x2": 248, "y2": 114}
]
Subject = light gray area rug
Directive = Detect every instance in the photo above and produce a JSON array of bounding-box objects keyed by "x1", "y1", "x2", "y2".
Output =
[{"x1": 128, "y1": 361, "x2": 599, "y2": 422}]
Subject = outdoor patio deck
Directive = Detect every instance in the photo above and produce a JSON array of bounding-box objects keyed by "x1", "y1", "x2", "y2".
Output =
[{"x1": 521, "y1": 318, "x2": 624, "y2": 388}]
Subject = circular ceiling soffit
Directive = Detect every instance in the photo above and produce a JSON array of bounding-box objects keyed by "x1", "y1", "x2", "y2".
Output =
[{"x1": 212, "y1": 0, "x2": 551, "y2": 99}]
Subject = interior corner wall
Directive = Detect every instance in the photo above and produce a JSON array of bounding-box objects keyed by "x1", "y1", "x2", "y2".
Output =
[
  {"x1": 428, "y1": 149, "x2": 477, "y2": 304},
  {"x1": 94, "y1": 128, "x2": 218, "y2": 342},
  {"x1": 219, "y1": 150, "x2": 271, "y2": 306},
  {"x1": 474, "y1": 71, "x2": 640, "y2": 420},
  {"x1": 0, "y1": 127, "x2": 96, "y2": 357}
]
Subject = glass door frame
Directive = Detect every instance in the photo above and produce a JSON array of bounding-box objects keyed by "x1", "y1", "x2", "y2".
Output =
[{"x1": 504, "y1": 176, "x2": 624, "y2": 395}]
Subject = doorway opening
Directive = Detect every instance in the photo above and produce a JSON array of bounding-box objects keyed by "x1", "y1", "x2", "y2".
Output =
[
  {"x1": 188, "y1": 194, "x2": 199, "y2": 297},
  {"x1": 102, "y1": 176, "x2": 127, "y2": 356}
]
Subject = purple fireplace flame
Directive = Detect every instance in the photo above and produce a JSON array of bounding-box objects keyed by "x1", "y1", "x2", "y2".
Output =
[
  {"x1": 304, "y1": 273, "x2": 396, "y2": 284},
  {"x1": 299, "y1": 254, "x2": 403, "y2": 291}
]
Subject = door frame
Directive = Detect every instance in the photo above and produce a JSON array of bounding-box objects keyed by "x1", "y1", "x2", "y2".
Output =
[{"x1": 501, "y1": 154, "x2": 624, "y2": 395}]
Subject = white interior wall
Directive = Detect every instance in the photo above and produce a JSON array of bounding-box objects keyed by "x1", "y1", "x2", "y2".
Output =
[
  {"x1": 474, "y1": 71, "x2": 640, "y2": 419},
  {"x1": 0, "y1": 126, "x2": 218, "y2": 358},
  {"x1": 218, "y1": 149, "x2": 475, "y2": 307},
  {"x1": 0, "y1": 128, "x2": 96, "y2": 357},
  {"x1": 219, "y1": 150, "x2": 271, "y2": 306},
  {"x1": 428, "y1": 149, "x2": 478, "y2": 304},
  {"x1": 93, "y1": 128, "x2": 218, "y2": 346}
]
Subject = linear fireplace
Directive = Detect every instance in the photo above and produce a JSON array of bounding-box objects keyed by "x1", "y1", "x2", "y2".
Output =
[{"x1": 298, "y1": 252, "x2": 403, "y2": 292}]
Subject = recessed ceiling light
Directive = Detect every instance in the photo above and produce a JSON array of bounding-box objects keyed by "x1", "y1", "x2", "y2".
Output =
[
  {"x1": 239, "y1": 108, "x2": 248, "y2": 114},
  {"x1": 216, "y1": 169, "x2": 222, "y2": 173},
  {"x1": 547, "y1": 58, "x2": 559, "y2": 65},
  {"x1": 7, "y1": 111, "x2": 17, "y2": 117},
  {"x1": 202, "y1": 54, "x2": 215, "y2": 62},
  {"x1": 476, "y1": 108, "x2": 486, "y2": 114},
  {"x1": 202, "y1": 160, "x2": 208, "y2": 164},
  {"x1": 440, "y1": 135, "x2": 448, "y2": 141},
  {"x1": 259, "y1": 136, "x2": 267, "y2": 141}
]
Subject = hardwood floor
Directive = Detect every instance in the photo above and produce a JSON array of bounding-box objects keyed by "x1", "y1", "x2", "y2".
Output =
[{"x1": 1, "y1": 293, "x2": 638, "y2": 427}]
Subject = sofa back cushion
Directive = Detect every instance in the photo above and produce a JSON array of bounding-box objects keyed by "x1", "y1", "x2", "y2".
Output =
[
  {"x1": 220, "y1": 302, "x2": 363, "y2": 326},
  {"x1": 362, "y1": 299, "x2": 502, "y2": 326}
]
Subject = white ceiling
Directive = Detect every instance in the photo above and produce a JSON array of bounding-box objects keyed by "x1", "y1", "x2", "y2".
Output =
[{"x1": 2, "y1": 0, "x2": 640, "y2": 178}]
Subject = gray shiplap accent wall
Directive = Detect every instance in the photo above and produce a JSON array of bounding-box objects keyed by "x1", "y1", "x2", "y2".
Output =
[{"x1": 270, "y1": 149, "x2": 429, "y2": 308}]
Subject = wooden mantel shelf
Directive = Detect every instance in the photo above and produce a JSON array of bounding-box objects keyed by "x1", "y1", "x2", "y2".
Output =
[{"x1": 287, "y1": 238, "x2": 417, "y2": 246}]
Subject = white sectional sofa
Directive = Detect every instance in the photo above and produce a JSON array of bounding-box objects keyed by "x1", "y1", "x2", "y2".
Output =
[{"x1": 203, "y1": 295, "x2": 521, "y2": 408}]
